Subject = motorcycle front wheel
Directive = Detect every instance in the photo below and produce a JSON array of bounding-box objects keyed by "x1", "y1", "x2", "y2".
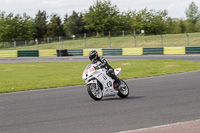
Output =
[
  {"x1": 117, "y1": 80, "x2": 129, "y2": 98},
  {"x1": 87, "y1": 83, "x2": 103, "y2": 101}
]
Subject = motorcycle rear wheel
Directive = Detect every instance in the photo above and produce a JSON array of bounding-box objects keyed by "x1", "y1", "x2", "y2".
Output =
[
  {"x1": 87, "y1": 83, "x2": 103, "y2": 101},
  {"x1": 117, "y1": 80, "x2": 129, "y2": 98}
]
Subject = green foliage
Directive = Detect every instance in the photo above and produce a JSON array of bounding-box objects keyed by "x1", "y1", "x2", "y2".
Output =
[
  {"x1": 166, "y1": 18, "x2": 180, "y2": 34},
  {"x1": 47, "y1": 14, "x2": 64, "y2": 37},
  {"x1": 185, "y1": 2, "x2": 200, "y2": 32},
  {"x1": 118, "y1": 11, "x2": 136, "y2": 31},
  {"x1": 34, "y1": 10, "x2": 48, "y2": 38},
  {"x1": 64, "y1": 11, "x2": 86, "y2": 36},
  {"x1": 179, "y1": 19, "x2": 186, "y2": 33},
  {"x1": 0, "y1": 11, "x2": 36, "y2": 41},
  {"x1": 133, "y1": 8, "x2": 168, "y2": 34},
  {"x1": 21, "y1": 13, "x2": 36, "y2": 40},
  {"x1": 1, "y1": 1, "x2": 200, "y2": 43},
  {"x1": 84, "y1": 0, "x2": 120, "y2": 34}
]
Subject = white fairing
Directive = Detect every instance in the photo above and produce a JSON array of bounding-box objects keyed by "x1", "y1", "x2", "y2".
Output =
[
  {"x1": 114, "y1": 68, "x2": 121, "y2": 77},
  {"x1": 82, "y1": 64, "x2": 121, "y2": 97}
]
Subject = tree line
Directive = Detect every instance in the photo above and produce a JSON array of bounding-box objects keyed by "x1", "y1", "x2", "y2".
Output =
[{"x1": 0, "y1": 0, "x2": 200, "y2": 41}]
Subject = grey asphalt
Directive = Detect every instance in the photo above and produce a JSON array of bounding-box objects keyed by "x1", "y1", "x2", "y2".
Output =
[
  {"x1": 0, "y1": 55, "x2": 200, "y2": 63},
  {"x1": 0, "y1": 71, "x2": 200, "y2": 133}
]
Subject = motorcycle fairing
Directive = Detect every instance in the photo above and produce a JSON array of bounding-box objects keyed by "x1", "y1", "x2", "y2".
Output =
[
  {"x1": 114, "y1": 68, "x2": 121, "y2": 77},
  {"x1": 83, "y1": 64, "x2": 119, "y2": 97}
]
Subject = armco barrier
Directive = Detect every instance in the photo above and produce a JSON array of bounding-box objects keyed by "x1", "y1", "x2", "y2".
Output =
[
  {"x1": 103, "y1": 48, "x2": 122, "y2": 55},
  {"x1": 0, "y1": 50, "x2": 17, "y2": 57},
  {"x1": 1, "y1": 47, "x2": 200, "y2": 58},
  {"x1": 164, "y1": 47, "x2": 185, "y2": 55},
  {"x1": 67, "y1": 49, "x2": 83, "y2": 56},
  {"x1": 18, "y1": 50, "x2": 39, "y2": 57},
  {"x1": 39, "y1": 49, "x2": 57, "y2": 57},
  {"x1": 83, "y1": 49, "x2": 103, "y2": 56},
  {"x1": 186, "y1": 47, "x2": 200, "y2": 54},
  {"x1": 143, "y1": 47, "x2": 163, "y2": 55},
  {"x1": 123, "y1": 48, "x2": 143, "y2": 55}
]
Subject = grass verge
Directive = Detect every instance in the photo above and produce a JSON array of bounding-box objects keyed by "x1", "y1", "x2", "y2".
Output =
[
  {"x1": 1, "y1": 59, "x2": 200, "y2": 93},
  {"x1": 1, "y1": 33, "x2": 200, "y2": 50}
]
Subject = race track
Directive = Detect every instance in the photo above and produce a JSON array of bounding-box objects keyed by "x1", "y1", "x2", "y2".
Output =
[
  {"x1": 0, "y1": 55, "x2": 200, "y2": 133},
  {"x1": 0, "y1": 70, "x2": 200, "y2": 133}
]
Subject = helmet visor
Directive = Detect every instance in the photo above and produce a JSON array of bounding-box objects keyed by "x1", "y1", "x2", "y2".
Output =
[{"x1": 89, "y1": 54, "x2": 97, "y2": 62}]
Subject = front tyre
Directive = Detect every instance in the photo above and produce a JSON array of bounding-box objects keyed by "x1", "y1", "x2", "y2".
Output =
[
  {"x1": 87, "y1": 83, "x2": 103, "y2": 101},
  {"x1": 117, "y1": 80, "x2": 129, "y2": 98}
]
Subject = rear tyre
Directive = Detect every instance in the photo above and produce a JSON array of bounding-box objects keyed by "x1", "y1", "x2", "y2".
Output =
[
  {"x1": 87, "y1": 83, "x2": 103, "y2": 101},
  {"x1": 117, "y1": 80, "x2": 129, "y2": 98}
]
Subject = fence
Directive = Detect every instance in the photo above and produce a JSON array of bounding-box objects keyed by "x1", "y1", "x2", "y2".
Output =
[{"x1": 0, "y1": 31, "x2": 200, "y2": 50}]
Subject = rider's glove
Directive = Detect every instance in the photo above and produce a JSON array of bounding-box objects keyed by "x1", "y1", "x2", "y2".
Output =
[{"x1": 94, "y1": 66, "x2": 100, "y2": 70}]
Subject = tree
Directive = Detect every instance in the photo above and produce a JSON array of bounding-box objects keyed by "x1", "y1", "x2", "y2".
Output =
[
  {"x1": 185, "y1": 2, "x2": 200, "y2": 32},
  {"x1": 84, "y1": 0, "x2": 120, "y2": 35},
  {"x1": 0, "y1": 12, "x2": 22, "y2": 41},
  {"x1": 63, "y1": 13, "x2": 68, "y2": 24},
  {"x1": 179, "y1": 19, "x2": 186, "y2": 33},
  {"x1": 34, "y1": 10, "x2": 48, "y2": 38},
  {"x1": 150, "y1": 9, "x2": 168, "y2": 34},
  {"x1": 0, "y1": 11, "x2": 36, "y2": 41},
  {"x1": 132, "y1": 8, "x2": 168, "y2": 35},
  {"x1": 64, "y1": 11, "x2": 86, "y2": 36},
  {"x1": 118, "y1": 11, "x2": 136, "y2": 31},
  {"x1": 21, "y1": 13, "x2": 36, "y2": 40},
  {"x1": 47, "y1": 14, "x2": 64, "y2": 37},
  {"x1": 166, "y1": 18, "x2": 181, "y2": 34},
  {"x1": 0, "y1": 11, "x2": 9, "y2": 40}
]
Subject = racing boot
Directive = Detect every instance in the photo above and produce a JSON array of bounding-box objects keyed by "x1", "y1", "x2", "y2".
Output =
[
  {"x1": 114, "y1": 75, "x2": 126, "y2": 89},
  {"x1": 113, "y1": 75, "x2": 121, "y2": 88}
]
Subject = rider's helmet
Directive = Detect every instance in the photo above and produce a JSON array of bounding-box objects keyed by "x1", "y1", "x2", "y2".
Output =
[{"x1": 89, "y1": 50, "x2": 98, "y2": 63}]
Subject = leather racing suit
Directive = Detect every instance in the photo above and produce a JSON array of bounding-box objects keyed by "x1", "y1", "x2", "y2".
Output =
[{"x1": 92, "y1": 56, "x2": 121, "y2": 87}]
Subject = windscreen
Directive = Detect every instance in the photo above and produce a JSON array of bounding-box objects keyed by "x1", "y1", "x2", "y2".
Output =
[{"x1": 84, "y1": 64, "x2": 92, "y2": 71}]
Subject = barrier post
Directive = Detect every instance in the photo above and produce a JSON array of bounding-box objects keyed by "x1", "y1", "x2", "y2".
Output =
[
  {"x1": 133, "y1": 35, "x2": 136, "y2": 48},
  {"x1": 25, "y1": 40, "x2": 27, "y2": 46},
  {"x1": 160, "y1": 34, "x2": 163, "y2": 47},
  {"x1": 13, "y1": 39, "x2": 16, "y2": 50},
  {"x1": 84, "y1": 33, "x2": 86, "y2": 49},
  {"x1": 61, "y1": 37, "x2": 63, "y2": 50},
  {"x1": 109, "y1": 31, "x2": 111, "y2": 48},
  {"x1": 59, "y1": 36, "x2": 61, "y2": 42},
  {"x1": 35, "y1": 38, "x2": 39, "y2": 50},
  {"x1": 186, "y1": 33, "x2": 189, "y2": 46}
]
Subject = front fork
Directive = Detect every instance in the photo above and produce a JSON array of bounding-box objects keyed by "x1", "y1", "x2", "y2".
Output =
[
  {"x1": 87, "y1": 80, "x2": 98, "y2": 90},
  {"x1": 113, "y1": 82, "x2": 118, "y2": 90}
]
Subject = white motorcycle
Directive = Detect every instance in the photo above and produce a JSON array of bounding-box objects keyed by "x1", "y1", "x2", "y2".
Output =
[{"x1": 82, "y1": 63, "x2": 129, "y2": 101}]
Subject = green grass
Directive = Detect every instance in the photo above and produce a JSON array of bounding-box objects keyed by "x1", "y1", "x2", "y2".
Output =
[
  {"x1": 1, "y1": 33, "x2": 200, "y2": 50},
  {"x1": 1, "y1": 59, "x2": 200, "y2": 93}
]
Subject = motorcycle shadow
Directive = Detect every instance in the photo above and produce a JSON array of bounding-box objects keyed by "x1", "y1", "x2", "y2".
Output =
[{"x1": 102, "y1": 96, "x2": 145, "y2": 101}]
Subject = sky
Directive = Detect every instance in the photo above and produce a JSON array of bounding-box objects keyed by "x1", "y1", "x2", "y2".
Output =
[{"x1": 0, "y1": 0, "x2": 200, "y2": 19}]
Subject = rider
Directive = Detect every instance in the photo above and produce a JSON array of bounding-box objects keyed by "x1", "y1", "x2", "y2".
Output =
[{"x1": 89, "y1": 50, "x2": 121, "y2": 88}]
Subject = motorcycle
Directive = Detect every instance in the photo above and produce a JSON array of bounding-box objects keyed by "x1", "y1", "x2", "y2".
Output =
[{"x1": 82, "y1": 63, "x2": 129, "y2": 101}]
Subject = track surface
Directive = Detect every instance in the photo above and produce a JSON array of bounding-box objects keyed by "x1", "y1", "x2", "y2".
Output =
[
  {"x1": 1, "y1": 55, "x2": 200, "y2": 132},
  {"x1": 0, "y1": 70, "x2": 200, "y2": 133},
  {"x1": 0, "y1": 55, "x2": 200, "y2": 63}
]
